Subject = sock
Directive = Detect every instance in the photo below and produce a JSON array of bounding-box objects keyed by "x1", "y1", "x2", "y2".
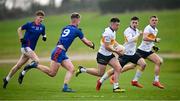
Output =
[
  {"x1": 99, "y1": 72, "x2": 109, "y2": 83},
  {"x1": 63, "y1": 83, "x2": 68, "y2": 89},
  {"x1": 154, "y1": 75, "x2": 159, "y2": 82},
  {"x1": 133, "y1": 69, "x2": 142, "y2": 81},
  {"x1": 6, "y1": 76, "x2": 10, "y2": 81},
  {"x1": 80, "y1": 67, "x2": 87, "y2": 73},
  {"x1": 113, "y1": 82, "x2": 119, "y2": 89},
  {"x1": 21, "y1": 70, "x2": 26, "y2": 76}
]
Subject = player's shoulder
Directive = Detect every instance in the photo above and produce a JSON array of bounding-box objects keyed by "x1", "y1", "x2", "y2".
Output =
[
  {"x1": 103, "y1": 27, "x2": 113, "y2": 35},
  {"x1": 124, "y1": 27, "x2": 132, "y2": 34}
]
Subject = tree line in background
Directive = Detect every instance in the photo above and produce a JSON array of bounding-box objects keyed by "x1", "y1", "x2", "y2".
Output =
[
  {"x1": 99, "y1": 0, "x2": 180, "y2": 13},
  {"x1": 0, "y1": 0, "x2": 180, "y2": 20}
]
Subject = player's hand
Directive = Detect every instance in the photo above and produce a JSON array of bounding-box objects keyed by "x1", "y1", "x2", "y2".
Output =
[
  {"x1": 20, "y1": 38, "x2": 26, "y2": 44},
  {"x1": 152, "y1": 46, "x2": 160, "y2": 52},
  {"x1": 42, "y1": 37, "x2": 47, "y2": 41},
  {"x1": 78, "y1": 28, "x2": 82, "y2": 31},
  {"x1": 155, "y1": 38, "x2": 161, "y2": 43},
  {"x1": 90, "y1": 42, "x2": 95, "y2": 49},
  {"x1": 139, "y1": 30, "x2": 143, "y2": 36}
]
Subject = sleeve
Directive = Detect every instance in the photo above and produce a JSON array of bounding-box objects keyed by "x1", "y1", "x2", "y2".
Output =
[
  {"x1": 102, "y1": 29, "x2": 112, "y2": 43},
  {"x1": 21, "y1": 22, "x2": 30, "y2": 30},
  {"x1": 143, "y1": 26, "x2": 151, "y2": 34},
  {"x1": 124, "y1": 29, "x2": 139, "y2": 43},
  {"x1": 41, "y1": 26, "x2": 46, "y2": 36},
  {"x1": 77, "y1": 29, "x2": 84, "y2": 39}
]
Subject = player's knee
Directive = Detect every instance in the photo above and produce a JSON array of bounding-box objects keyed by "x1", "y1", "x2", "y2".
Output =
[
  {"x1": 156, "y1": 60, "x2": 162, "y2": 66},
  {"x1": 97, "y1": 72, "x2": 104, "y2": 77},
  {"x1": 49, "y1": 71, "x2": 57, "y2": 77},
  {"x1": 114, "y1": 66, "x2": 122, "y2": 73},
  {"x1": 68, "y1": 67, "x2": 75, "y2": 74}
]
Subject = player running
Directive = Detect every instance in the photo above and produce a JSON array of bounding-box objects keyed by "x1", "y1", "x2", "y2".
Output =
[
  {"x1": 75, "y1": 17, "x2": 125, "y2": 93},
  {"x1": 106, "y1": 16, "x2": 164, "y2": 89},
  {"x1": 18, "y1": 12, "x2": 95, "y2": 92},
  {"x1": 96, "y1": 16, "x2": 146, "y2": 90},
  {"x1": 3, "y1": 10, "x2": 47, "y2": 89},
  {"x1": 136, "y1": 16, "x2": 164, "y2": 89}
]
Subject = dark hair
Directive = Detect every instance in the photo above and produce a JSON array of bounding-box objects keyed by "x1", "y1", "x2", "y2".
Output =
[
  {"x1": 71, "y1": 12, "x2": 81, "y2": 19},
  {"x1": 35, "y1": 10, "x2": 45, "y2": 16},
  {"x1": 110, "y1": 17, "x2": 120, "y2": 23},
  {"x1": 150, "y1": 16, "x2": 157, "y2": 19},
  {"x1": 131, "y1": 16, "x2": 139, "y2": 21}
]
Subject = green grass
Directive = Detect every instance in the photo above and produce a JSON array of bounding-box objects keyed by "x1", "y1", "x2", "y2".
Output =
[
  {"x1": 0, "y1": 9, "x2": 180, "y2": 59},
  {"x1": 0, "y1": 59, "x2": 180, "y2": 100}
]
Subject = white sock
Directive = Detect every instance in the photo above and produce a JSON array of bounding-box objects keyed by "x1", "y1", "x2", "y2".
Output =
[
  {"x1": 99, "y1": 72, "x2": 109, "y2": 83},
  {"x1": 154, "y1": 75, "x2": 159, "y2": 82},
  {"x1": 113, "y1": 82, "x2": 119, "y2": 89},
  {"x1": 6, "y1": 76, "x2": 10, "y2": 81},
  {"x1": 21, "y1": 70, "x2": 26, "y2": 75},
  {"x1": 80, "y1": 67, "x2": 87, "y2": 73},
  {"x1": 133, "y1": 69, "x2": 142, "y2": 81}
]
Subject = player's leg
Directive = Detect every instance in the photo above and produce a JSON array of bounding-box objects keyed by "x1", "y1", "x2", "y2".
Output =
[
  {"x1": 18, "y1": 49, "x2": 40, "y2": 84},
  {"x1": 108, "y1": 57, "x2": 125, "y2": 92},
  {"x1": 131, "y1": 58, "x2": 146, "y2": 88},
  {"x1": 18, "y1": 60, "x2": 61, "y2": 84},
  {"x1": 147, "y1": 53, "x2": 164, "y2": 89},
  {"x1": 121, "y1": 63, "x2": 136, "y2": 73},
  {"x1": 61, "y1": 59, "x2": 75, "y2": 92},
  {"x1": 20, "y1": 48, "x2": 40, "y2": 74},
  {"x1": 3, "y1": 54, "x2": 29, "y2": 88},
  {"x1": 76, "y1": 52, "x2": 107, "y2": 77},
  {"x1": 37, "y1": 61, "x2": 60, "y2": 77}
]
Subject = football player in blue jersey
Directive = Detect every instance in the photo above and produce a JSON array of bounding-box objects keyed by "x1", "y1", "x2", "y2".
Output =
[
  {"x1": 3, "y1": 10, "x2": 46, "y2": 89},
  {"x1": 18, "y1": 12, "x2": 95, "y2": 92}
]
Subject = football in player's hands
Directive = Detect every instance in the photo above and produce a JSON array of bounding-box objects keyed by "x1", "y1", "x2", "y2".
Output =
[{"x1": 115, "y1": 45, "x2": 125, "y2": 55}]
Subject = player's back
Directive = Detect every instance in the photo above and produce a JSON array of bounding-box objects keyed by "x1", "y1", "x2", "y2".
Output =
[{"x1": 58, "y1": 25, "x2": 84, "y2": 51}]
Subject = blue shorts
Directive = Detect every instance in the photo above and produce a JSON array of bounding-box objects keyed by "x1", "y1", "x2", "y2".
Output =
[{"x1": 51, "y1": 47, "x2": 68, "y2": 63}]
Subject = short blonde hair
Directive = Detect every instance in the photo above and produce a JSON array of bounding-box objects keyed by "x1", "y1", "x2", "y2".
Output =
[
  {"x1": 71, "y1": 12, "x2": 80, "y2": 19},
  {"x1": 35, "y1": 10, "x2": 45, "y2": 16}
]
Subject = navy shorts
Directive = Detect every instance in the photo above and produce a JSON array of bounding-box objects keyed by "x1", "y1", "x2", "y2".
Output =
[
  {"x1": 51, "y1": 47, "x2": 68, "y2": 63},
  {"x1": 96, "y1": 52, "x2": 115, "y2": 65},
  {"x1": 119, "y1": 53, "x2": 141, "y2": 67},
  {"x1": 136, "y1": 49, "x2": 154, "y2": 59}
]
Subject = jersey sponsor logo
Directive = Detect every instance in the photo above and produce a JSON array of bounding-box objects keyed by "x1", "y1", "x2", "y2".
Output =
[{"x1": 62, "y1": 29, "x2": 70, "y2": 37}]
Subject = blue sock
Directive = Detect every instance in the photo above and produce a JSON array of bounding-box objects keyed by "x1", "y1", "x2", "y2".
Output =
[{"x1": 63, "y1": 84, "x2": 68, "y2": 89}]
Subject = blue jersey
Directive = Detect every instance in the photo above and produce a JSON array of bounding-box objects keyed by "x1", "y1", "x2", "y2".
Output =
[
  {"x1": 57, "y1": 25, "x2": 84, "y2": 51},
  {"x1": 21, "y1": 22, "x2": 45, "y2": 50}
]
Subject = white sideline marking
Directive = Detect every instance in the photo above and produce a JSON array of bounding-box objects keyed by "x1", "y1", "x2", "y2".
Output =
[{"x1": 0, "y1": 53, "x2": 180, "y2": 64}]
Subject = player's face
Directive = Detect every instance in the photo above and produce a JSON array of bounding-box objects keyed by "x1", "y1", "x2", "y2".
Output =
[
  {"x1": 150, "y1": 17, "x2": 158, "y2": 27},
  {"x1": 130, "y1": 20, "x2": 139, "y2": 29},
  {"x1": 112, "y1": 22, "x2": 120, "y2": 31},
  {"x1": 76, "y1": 18, "x2": 81, "y2": 25},
  {"x1": 35, "y1": 15, "x2": 44, "y2": 24}
]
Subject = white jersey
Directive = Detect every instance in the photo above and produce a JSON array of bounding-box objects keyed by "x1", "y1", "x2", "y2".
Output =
[
  {"x1": 98, "y1": 27, "x2": 116, "y2": 56},
  {"x1": 138, "y1": 25, "x2": 158, "y2": 52},
  {"x1": 123, "y1": 27, "x2": 140, "y2": 55}
]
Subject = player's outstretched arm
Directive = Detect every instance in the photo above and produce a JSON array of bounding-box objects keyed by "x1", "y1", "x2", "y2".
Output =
[{"x1": 81, "y1": 37, "x2": 95, "y2": 49}]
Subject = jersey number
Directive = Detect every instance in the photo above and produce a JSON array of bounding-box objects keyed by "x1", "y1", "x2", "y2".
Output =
[{"x1": 62, "y1": 29, "x2": 70, "y2": 37}]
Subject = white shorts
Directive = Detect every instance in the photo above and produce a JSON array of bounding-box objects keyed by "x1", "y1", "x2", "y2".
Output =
[{"x1": 21, "y1": 47, "x2": 33, "y2": 54}]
